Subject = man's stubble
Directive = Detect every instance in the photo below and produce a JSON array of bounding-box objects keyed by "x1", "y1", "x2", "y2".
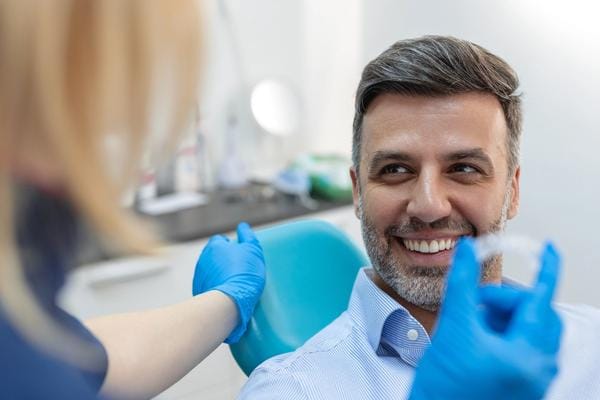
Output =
[{"x1": 357, "y1": 187, "x2": 511, "y2": 312}]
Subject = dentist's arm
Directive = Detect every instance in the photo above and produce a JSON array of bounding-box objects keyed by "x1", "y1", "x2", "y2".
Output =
[
  {"x1": 87, "y1": 222, "x2": 265, "y2": 400},
  {"x1": 87, "y1": 291, "x2": 238, "y2": 399},
  {"x1": 409, "y1": 238, "x2": 562, "y2": 400}
]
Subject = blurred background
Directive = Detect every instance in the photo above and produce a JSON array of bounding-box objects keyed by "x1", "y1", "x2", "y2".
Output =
[{"x1": 60, "y1": 0, "x2": 600, "y2": 398}]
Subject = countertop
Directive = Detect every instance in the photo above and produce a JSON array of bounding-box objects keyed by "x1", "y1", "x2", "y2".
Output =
[{"x1": 75, "y1": 184, "x2": 352, "y2": 265}]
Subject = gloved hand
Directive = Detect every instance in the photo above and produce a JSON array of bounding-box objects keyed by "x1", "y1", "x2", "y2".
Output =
[
  {"x1": 409, "y1": 238, "x2": 562, "y2": 400},
  {"x1": 192, "y1": 222, "x2": 266, "y2": 343}
]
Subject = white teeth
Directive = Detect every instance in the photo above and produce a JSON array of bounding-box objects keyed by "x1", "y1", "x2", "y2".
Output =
[{"x1": 402, "y1": 239, "x2": 457, "y2": 254}]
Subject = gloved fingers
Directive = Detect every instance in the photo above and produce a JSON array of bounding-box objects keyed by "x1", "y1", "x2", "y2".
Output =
[
  {"x1": 515, "y1": 304, "x2": 562, "y2": 354},
  {"x1": 237, "y1": 222, "x2": 260, "y2": 245},
  {"x1": 508, "y1": 242, "x2": 562, "y2": 342},
  {"x1": 207, "y1": 234, "x2": 230, "y2": 245},
  {"x1": 543, "y1": 309, "x2": 563, "y2": 354},
  {"x1": 526, "y1": 243, "x2": 562, "y2": 350},
  {"x1": 518, "y1": 242, "x2": 561, "y2": 323},
  {"x1": 479, "y1": 285, "x2": 526, "y2": 313},
  {"x1": 532, "y1": 241, "x2": 561, "y2": 307},
  {"x1": 441, "y1": 237, "x2": 480, "y2": 319},
  {"x1": 478, "y1": 285, "x2": 527, "y2": 333}
]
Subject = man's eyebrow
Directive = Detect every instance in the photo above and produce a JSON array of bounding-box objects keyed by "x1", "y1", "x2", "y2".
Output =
[
  {"x1": 444, "y1": 148, "x2": 493, "y2": 166},
  {"x1": 368, "y1": 151, "x2": 413, "y2": 172},
  {"x1": 367, "y1": 148, "x2": 495, "y2": 173}
]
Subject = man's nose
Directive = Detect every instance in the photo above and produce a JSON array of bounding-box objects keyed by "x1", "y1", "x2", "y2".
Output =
[{"x1": 406, "y1": 173, "x2": 451, "y2": 224}]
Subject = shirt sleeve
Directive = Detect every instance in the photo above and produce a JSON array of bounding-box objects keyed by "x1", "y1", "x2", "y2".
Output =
[{"x1": 237, "y1": 367, "x2": 309, "y2": 400}]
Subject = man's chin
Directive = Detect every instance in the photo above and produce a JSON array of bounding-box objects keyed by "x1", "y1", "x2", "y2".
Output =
[
  {"x1": 403, "y1": 264, "x2": 449, "y2": 278},
  {"x1": 374, "y1": 264, "x2": 446, "y2": 311}
]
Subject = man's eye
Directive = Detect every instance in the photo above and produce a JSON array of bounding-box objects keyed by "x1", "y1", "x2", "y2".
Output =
[
  {"x1": 381, "y1": 164, "x2": 410, "y2": 175},
  {"x1": 450, "y1": 164, "x2": 479, "y2": 174}
]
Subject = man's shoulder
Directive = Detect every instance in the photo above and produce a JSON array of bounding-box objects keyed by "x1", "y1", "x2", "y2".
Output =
[
  {"x1": 252, "y1": 311, "x2": 357, "y2": 375},
  {"x1": 238, "y1": 311, "x2": 365, "y2": 399},
  {"x1": 556, "y1": 302, "x2": 600, "y2": 325},
  {"x1": 555, "y1": 302, "x2": 600, "y2": 347},
  {"x1": 555, "y1": 302, "x2": 600, "y2": 363},
  {"x1": 547, "y1": 303, "x2": 600, "y2": 398},
  {"x1": 239, "y1": 312, "x2": 386, "y2": 400}
]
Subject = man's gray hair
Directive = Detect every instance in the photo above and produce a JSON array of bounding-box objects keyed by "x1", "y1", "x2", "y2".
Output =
[{"x1": 352, "y1": 35, "x2": 522, "y2": 174}]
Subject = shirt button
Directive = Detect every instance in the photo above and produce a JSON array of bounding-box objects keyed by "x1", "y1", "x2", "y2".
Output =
[{"x1": 407, "y1": 329, "x2": 419, "y2": 341}]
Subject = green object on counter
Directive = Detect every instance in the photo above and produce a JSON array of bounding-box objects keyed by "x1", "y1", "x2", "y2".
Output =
[{"x1": 292, "y1": 154, "x2": 353, "y2": 201}]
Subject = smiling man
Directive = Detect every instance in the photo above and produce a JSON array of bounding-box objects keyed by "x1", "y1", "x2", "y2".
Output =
[
  {"x1": 356, "y1": 90, "x2": 518, "y2": 332},
  {"x1": 238, "y1": 36, "x2": 600, "y2": 399}
]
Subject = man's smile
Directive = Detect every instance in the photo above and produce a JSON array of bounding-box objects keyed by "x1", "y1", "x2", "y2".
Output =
[
  {"x1": 402, "y1": 238, "x2": 457, "y2": 254},
  {"x1": 390, "y1": 233, "x2": 471, "y2": 266}
]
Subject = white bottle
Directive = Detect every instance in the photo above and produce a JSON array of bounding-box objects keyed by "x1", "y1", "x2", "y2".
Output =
[
  {"x1": 174, "y1": 132, "x2": 200, "y2": 193},
  {"x1": 217, "y1": 115, "x2": 248, "y2": 190}
]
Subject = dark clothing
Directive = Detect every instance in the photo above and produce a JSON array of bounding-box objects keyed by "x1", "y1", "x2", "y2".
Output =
[{"x1": 0, "y1": 182, "x2": 108, "y2": 399}]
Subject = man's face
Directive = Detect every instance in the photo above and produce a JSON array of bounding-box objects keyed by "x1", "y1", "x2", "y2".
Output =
[{"x1": 350, "y1": 92, "x2": 520, "y2": 311}]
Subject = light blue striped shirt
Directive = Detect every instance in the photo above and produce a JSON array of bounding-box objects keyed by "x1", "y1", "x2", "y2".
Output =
[{"x1": 238, "y1": 268, "x2": 600, "y2": 399}]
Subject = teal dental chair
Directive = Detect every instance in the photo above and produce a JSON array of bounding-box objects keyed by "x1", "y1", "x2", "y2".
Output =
[{"x1": 230, "y1": 219, "x2": 368, "y2": 376}]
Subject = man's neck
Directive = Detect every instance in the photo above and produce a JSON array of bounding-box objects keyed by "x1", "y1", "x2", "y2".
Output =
[
  {"x1": 370, "y1": 267, "x2": 503, "y2": 335},
  {"x1": 370, "y1": 272, "x2": 438, "y2": 334}
]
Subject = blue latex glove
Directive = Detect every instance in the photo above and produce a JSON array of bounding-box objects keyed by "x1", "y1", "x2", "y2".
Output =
[
  {"x1": 192, "y1": 222, "x2": 266, "y2": 344},
  {"x1": 409, "y1": 238, "x2": 562, "y2": 400}
]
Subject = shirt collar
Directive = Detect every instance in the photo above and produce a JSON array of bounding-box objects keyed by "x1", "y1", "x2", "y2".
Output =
[{"x1": 348, "y1": 268, "x2": 431, "y2": 367}]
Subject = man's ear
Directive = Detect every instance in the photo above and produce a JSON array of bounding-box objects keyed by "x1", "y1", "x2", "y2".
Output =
[
  {"x1": 350, "y1": 166, "x2": 361, "y2": 219},
  {"x1": 507, "y1": 166, "x2": 520, "y2": 220}
]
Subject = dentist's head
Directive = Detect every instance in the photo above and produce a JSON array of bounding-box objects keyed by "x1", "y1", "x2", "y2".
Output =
[{"x1": 0, "y1": 0, "x2": 203, "y2": 365}]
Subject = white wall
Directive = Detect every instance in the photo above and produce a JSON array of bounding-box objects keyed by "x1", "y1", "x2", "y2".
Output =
[
  {"x1": 302, "y1": 0, "x2": 362, "y2": 156},
  {"x1": 198, "y1": 0, "x2": 305, "y2": 181},
  {"x1": 198, "y1": 0, "x2": 361, "y2": 182},
  {"x1": 361, "y1": 0, "x2": 600, "y2": 306}
]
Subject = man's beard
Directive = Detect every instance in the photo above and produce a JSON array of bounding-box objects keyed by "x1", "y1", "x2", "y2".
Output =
[{"x1": 358, "y1": 191, "x2": 511, "y2": 312}]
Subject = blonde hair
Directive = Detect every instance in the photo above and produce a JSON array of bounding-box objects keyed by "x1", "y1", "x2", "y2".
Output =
[{"x1": 0, "y1": 0, "x2": 202, "y2": 369}]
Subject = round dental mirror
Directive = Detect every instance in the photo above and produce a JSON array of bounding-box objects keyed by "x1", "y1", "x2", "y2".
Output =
[{"x1": 250, "y1": 79, "x2": 300, "y2": 137}]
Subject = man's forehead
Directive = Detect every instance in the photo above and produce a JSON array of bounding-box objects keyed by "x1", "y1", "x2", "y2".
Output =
[
  {"x1": 363, "y1": 92, "x2": 505, "y2": 125},
  {"x1": 360, "y1": 92, "x2": 508, "y2": 160}
]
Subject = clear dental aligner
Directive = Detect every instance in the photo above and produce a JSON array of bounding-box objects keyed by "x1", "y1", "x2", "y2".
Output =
[{"x1": 473, "y1": 233, "x2": 545, "y2": 272}]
